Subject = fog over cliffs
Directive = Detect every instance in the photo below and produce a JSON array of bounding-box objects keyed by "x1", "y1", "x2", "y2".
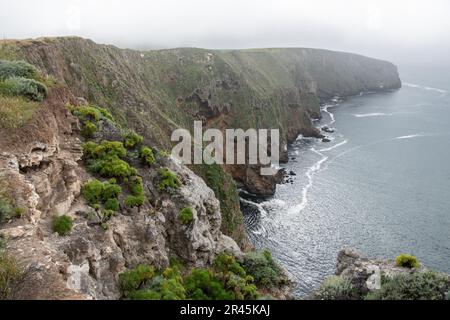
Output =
[{"x1": 1, "y1": 0, "x2": 449, "y2": 70}]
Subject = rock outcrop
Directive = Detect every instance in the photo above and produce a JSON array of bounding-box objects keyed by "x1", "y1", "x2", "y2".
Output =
[{"x1": 0, "y1": 88, "x2": 241, "y2": 299}]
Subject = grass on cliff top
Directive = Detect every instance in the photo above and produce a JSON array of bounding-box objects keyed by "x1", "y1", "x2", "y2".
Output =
[{"x1": 0, "y1": 94, "x2": 40, "y2": 129}]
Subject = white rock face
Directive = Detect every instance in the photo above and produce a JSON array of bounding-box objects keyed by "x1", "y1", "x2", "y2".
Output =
[{"x1": 0, "y1": 89, "x2": 242, "y2": 299}]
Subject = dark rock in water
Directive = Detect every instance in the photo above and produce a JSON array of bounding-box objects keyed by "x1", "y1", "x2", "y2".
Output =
[
  {"x1": 291, "y1": 157, "x2": 296, "y2": 160},
  {"x1": 322, "y1": 126, "x2": 335, "y2": 133},
  {"x1": 289, "y1": 170, "x2": 296, "y2": 176},
  {"x1": 322, "y1": 137, "x2": 331, "y2": 143}
]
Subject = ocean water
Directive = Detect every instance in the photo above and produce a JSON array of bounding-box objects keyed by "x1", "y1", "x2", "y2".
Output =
[{"x1": 242, "y1": 77, "x2": 450, "y2": 297}]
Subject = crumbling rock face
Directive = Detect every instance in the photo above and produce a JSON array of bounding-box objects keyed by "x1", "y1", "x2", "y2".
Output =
[{"x1": 0, "y1": 88, "x2": 242, "y2": 299}]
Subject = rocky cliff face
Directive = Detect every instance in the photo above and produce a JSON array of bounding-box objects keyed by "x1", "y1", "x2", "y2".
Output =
[
  {"x1": 0, "y1": 88, "x2": 241, "y2": 299},
  {"x1": 0, "y1": 38, "x2": 401, "y2": 196}
]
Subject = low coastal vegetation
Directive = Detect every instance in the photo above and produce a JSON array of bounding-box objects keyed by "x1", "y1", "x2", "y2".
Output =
[
  {"x1": 119, "y1": 252, "x2": 283, "y2": 300},
  {"x1": 52, "y1": 215, "x2": 73, "y2": 236},
  {"x1": 0, "y1": 60, "x2": 47, "y2": 102},
  {"x1": 70, "y1": 103, "x2": 183, "y2": 229},
  {"x1": 395, "y1": 253, "x2": 420, "y2": 269},
  {"x1": 179, "y1": 207, "x2": 194, "y2": 225},
  {"x1": 0, "y1": 60, "x2": 48, "y2": 129},
  {"x1": 0, "y1": 235, "x2": 24, "y2": 299},
  {"x1": 315, "y1": 254, "x2": 449, "y2": 300}
]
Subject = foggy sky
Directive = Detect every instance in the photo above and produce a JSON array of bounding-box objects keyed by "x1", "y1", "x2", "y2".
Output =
[{"x1": 1, "y1": 0, "x2": 450, "y2": 67}]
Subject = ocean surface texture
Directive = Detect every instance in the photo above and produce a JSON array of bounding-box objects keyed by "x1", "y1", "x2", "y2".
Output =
[{"x1": 242, "y1": 75, "x2": 450, "y2": 296}]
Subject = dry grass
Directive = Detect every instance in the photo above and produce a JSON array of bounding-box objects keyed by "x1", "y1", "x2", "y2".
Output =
[{"x1": 0, "y1": 94, "x2": 39, "y2": 129}]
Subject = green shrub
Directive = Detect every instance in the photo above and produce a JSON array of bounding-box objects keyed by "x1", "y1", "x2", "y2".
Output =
[
  {"x1": 242, "y1": 250, "x2": 283, "y2": 288},
  {"x1": 396, "y1": 254, "x2": 420, "y2": 269},
  {"x1": 185, "y1": 268, "x2": 235, "y2": 300},
  {"x1": 0, "y1": 197, "x2": 12, "y2": 223},
  {"x1": 129, "y1": 176, "x2": 144, "y2": 196},
  {"x1": 119, "y1": 265, "x2": 155, "y2": 296},
  {"x1": 52, "y1": 215, "x2": 73, "y2": 236},
  {"x1": 0, "y1": 251, "x2": 24, "y2": 299},
  {"x1": 72, "y1": 105, "x2": 102, "y2": 122},
  {"x1": 125, "y1": 195, "x2": 145, "y2": 207},
  {"x1": 87, "y1": 141, "x2": 126, "y2": 159},
  {"x1": 125, "y1": 176, "x2": 145, "y2": 207},
  {"x1": 0, "y1": 77, "x2": 47, "y2": 101},
  {"x1": 13, "y1": 207, "x2": 25, "y2": 218},
  {"x1": 0, "y1": 60, "x2": 37, "y2": 80},
  {"x1": 315, "y1": 276, "x2": 357, "y2": 300},
  {"x1": 82, "y1": 179, "x2": 106, "y2": 205},
  {"x1": 82, "y1": 179, "x2": 121, "y2": 210},
  {"x1": 179, "y1": 207, "x2": 193, "y2": 225},
  {"x1": 140, "y1": 146, "x2": 155, "y2": 165},
  {"x1": 102, "y1": 180, "x2": 122, "y2": 201},
  {"x1": 214, "y1": 253, "x2": 246, "y2": 277},
  {"x1": 365, "y1": 271, "x2": 449, "y2": 300},
  {"x1": 81, "y1": 121, "x2": 97, "y2": 138},
  {"x1": 89, "y1": 156, "x2": 136, "y2": 179},
  {"x1": 157, "y1": 168, "x2": 181, "y2": 192},
  {"x1": 82, "y1": 141, "x2": 133, "y2": 179},
  {"x1": 123, "y1": 131, "x2": 143, "y2": 148},
  {"x1": 104, "y1": 198, "x2": 120, "y2": 211},
  {"x1": 96, "y1": 106, "x2": 114, "y2": 121}
]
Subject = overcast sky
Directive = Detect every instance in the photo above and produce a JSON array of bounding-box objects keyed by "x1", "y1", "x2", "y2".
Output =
[{"x1": 1, "y1": 0, "x2": 449, "y2": 67}]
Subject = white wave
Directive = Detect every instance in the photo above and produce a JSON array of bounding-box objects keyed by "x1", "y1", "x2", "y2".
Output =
[
  {"x1": 262, "y1": 199, "x2": 286, "y2": 210},
  {"x1": 353, "y1": 112, "x2": 392, "y2": 118},
  {"x1": 322, "y1": 105, "x2": 336, "y2": 125},
  {"x1": 318, "y1": 139, "x2": 348, "y2": 152},
  {"x1": 403, "y1": 82, "x2": 447, "y2": 94},
  {"x1": 395, "y1": 134, "x2": 424, "y2": 140},
  {"x1": 287, "y1": 149, "x2": 328, "y2": 215}
]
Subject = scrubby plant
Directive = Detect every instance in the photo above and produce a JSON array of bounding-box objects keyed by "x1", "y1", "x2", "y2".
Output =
[
  {"x1": 82, "y1": 179, "x2": 121, "y2": 210},
  {"x1": 119, "y1": 253, "x2": 264, "y2": 301},
  {"x1": 140, "y1": 146, "x2": 155, "y2": 165},
  {"x1": 90, "y1": 156, "x2": 137, "y2": 179},
  {"x1": 0, "y1": 196, "x2": 12, "y2": 223},
  {"x1": 83, "y1": 141, "x2": 126, "y2": 159},
  {"x1": 82, "y1": 141, "x2": 134, "y2": 179},
  {"x1": 13, "y1": 207, "x2": 25, "y2": 218},
  {"x1": 0, "y1": 60, "x2": 37, "y2": 80},
  {"x1": 184, "y1": 268, "x2": 235, "y2": 300},
  {"x1": 315, "y1": 275, "x2": 357, "y2": 300},
  {"x1": 96, "y1": 106, "x2": 114, "y2": 121},
  {"x1": 157, "y1": 168, "x2": 181, "y2": 192},
  {"x1": 119, "y1": 265, "x2": 155, "y2": 297},
  {"x1": 0, "y1": 95, "x2": 39, "y2": 129},
  {"x1": 0, "y1": 77, "x2": 48, "y2": 101},
  {"x1": 214, "y1": 252, "x2": 246, "y2": 277},
  {"x1": 82, "y1": 179, "x2": 106, "y2": 205},
  {"x1": 179, "y1": 207, "x2": 194, "y2": 225},
  {"x1": 396, "y1": 254, "x2": 420, "y2": 269},
  {"x1": 52, "y1": 215, "x2": 73, "y2": 236},
  {"x1": 123, "y1": 131, "x2": 143, "y2": 148},
  {"x1": 0, "y1": 248, "x2": 24, "y2": 299},
  {"x1": 125, "y1": 176, "x2": 145, "y2": 207},
  {"x1": 365, "y1": 271, "x2": 449, "y2": 300},
  {"x1": 125, "y1": 195, "x2": 145, "y2": 207},
  {"x1": 241, "y1": 250, "x2": 283, "y2": 288},
  {"x1": 104, "y1": 198, "x2": 120, "y2": 211},
  {"x1": 81, "y1": 121, "x2": 97, "y2": 138},
  {"x1": 72, "y1": 105, "x2": 102, "y2": 122}
]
